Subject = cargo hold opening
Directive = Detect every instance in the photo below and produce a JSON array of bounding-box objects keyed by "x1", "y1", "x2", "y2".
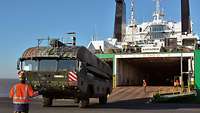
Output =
[{"x1": 117, "y1": 57, "x2": 189, "y2": 86}]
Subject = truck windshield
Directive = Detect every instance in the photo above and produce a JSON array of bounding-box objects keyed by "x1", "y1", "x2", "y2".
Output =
[
  {"x1": 58, "y1": 60, "x2": 77, "y2": 71},
  {"x1": 39, "y1": 60, "x2": 57, "y2": 72},
  {"x1": 22, "y1": 60, "x2": 38, "y2": 71},
  {"x1": 22, "y1": 59, "x2": 77, "y2": 72}
]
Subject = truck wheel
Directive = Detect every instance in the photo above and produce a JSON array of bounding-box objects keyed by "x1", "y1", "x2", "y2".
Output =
[
  {"x1": 99, "y1": 95, "x2": 107, "y2": 104},
  {"x1": 43, "y1": 97, "x2": 53, "y2": 107},
  {"x1": 79, "y1": 98, "x2": 89, "y2": 108}
]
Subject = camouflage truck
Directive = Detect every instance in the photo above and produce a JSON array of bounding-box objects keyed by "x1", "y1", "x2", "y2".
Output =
[{"x1": 17, "y1": 39, "x2": 112, "y2": 108}]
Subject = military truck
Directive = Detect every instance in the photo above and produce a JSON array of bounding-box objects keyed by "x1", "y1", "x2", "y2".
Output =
[{"x1": 17, "y1": 39, "x2": 113, "y2": 108}]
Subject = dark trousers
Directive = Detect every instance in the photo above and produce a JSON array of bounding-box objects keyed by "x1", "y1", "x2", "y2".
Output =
[
  {"x1": 13, "y1": 104, "x2": 29, "y2": 113},
  {"x1": 14, "y1": 112, "x2": 28, "y2": 113}
]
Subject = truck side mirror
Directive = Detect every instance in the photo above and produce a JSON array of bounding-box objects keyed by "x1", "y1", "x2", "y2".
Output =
[
  {"x1": 17, "y1": 58, "x2": 21, "y2": 70},
  {"x1": 78, "y1": 61, "x2": 82, "y2": 70}
]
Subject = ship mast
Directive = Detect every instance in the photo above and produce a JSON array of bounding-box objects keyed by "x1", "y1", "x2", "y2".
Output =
[
  {"x1": 153, "y1": 0, "x2": 164, "y2": 22},
  {"x1": 130, "y1": 0, "x2": 136, "y2": 26}
]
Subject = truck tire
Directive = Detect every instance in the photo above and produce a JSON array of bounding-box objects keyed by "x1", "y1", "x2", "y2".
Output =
[
  {"x1": 43, "y1": 97, "x2": 53, "y2": 107},
  {"x1": 79, "y1": 98, "x2": 89, "y2": 108},
  {"x1": 99, "y1": 95, "x2": 107, "y2": 104}
]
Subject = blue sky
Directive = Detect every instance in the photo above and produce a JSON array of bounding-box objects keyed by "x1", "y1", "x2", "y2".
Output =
[{"x1": 0, "y1": 0, "x2": 199, "y2": 78}]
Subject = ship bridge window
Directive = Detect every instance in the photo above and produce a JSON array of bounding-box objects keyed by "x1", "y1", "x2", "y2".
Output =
[
  {"x1": 151, "y1": 25, "x2": 165, "y2": 32},
  {"x1": 151, "y1": 33, "x2": 162, "y2": 39}
]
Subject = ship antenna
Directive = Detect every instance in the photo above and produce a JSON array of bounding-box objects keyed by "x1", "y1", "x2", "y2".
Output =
[
  {"x1": 130, "y1": 0, "x2": 136, "y2": 26},
  {"x1": 156, "y1": 0, "x2": 160, "y2": 14},
  {"x1": 92, "y1": 24, "x2": 97, "y2": 41},
  {"x1": 153, "y1": 0, "x2": 164, "y2": 22}
]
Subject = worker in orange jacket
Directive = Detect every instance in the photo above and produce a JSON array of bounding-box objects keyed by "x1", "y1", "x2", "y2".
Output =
[
  {"x1": 143, "y1": 79, "x2": 147, "y2": 96},
  {"x1": 9, "y1": 70, "x2": 39, "y2": 113}
]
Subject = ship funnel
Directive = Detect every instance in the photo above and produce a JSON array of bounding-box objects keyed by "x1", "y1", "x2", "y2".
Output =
[
  {"x1": 181, "y1": 0, "x2": 191, "y2": 35},
  {"x1": 114, "y1": 0, "x2": 126, "y2": 42}
]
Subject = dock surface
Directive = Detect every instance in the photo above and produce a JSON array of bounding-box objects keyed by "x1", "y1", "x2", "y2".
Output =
[{"x1": 1, "y1": 97, "x2": 200, "y2": 113}]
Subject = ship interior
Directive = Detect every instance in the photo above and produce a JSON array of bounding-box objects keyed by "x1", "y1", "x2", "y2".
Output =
[{"x1": 116, "y1": 57, "x2": 190, "y2": 86}]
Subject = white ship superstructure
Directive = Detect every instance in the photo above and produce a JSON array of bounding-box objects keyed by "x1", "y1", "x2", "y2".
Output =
[
  {"x1": 124, "y1": 0, "x2": 198, "y2": 52},
  {"x1": 88, "y1": 0, "x2": 199, "y2": 53}
]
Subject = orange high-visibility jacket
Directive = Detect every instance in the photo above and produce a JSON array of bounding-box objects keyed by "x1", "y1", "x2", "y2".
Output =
[
  {"x1": 9, "y1": 83, "x2": 35, "y2": 104},
  {"x1": 143, "y1": 80, "x2": 147, "y2": 87}
]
